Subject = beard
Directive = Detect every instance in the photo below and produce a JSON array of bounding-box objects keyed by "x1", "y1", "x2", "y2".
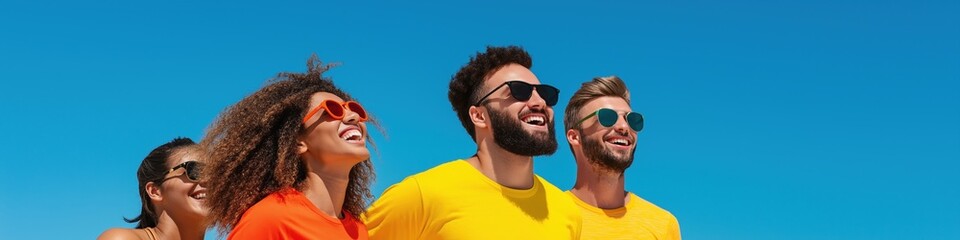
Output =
[
  {"x1": 488, "y1": 108, "x2": 558, "y2": 156},
  {"x1": 580, "y1": 129, "x2": 635, "y2": 173}
]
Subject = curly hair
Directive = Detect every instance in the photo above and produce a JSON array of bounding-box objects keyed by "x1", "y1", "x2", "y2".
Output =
[
  {"x1": 200, "y1": 55, "x2": 378, "y2": 235},
  {"x1": 124, "y1": 137, "x2": 198, "y2": 229},
  {"x1": 448, "y1": 45, "x2": 532, "y2": 141}
]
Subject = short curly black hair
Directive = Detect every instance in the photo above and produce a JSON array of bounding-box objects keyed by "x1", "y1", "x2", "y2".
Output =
[{"x1": 448, "y1": 45, "x2": 533, "y2": 141}]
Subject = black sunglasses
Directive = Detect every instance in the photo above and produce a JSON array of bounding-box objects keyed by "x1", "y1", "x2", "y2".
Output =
[
  {"x1": 473, "y1": 81, "x2": 560, "y2": 107},
  {"x1": 155, "y1": 161, "x2": 203, "y2": 183}
]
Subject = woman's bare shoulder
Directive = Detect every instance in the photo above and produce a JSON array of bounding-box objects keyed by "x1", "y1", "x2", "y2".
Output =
[{"x1": 97, "y1": 228, "x2": 146, "y2": 240}]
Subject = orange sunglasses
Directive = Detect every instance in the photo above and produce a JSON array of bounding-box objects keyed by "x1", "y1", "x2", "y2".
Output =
[{"x1": 302, "y1": 100, "x2": 368, "y2": 124}]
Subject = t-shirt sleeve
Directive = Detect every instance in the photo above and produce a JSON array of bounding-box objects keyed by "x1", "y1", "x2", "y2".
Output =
[
  {"x1": 362, "y1": 176, "x2": 426, "y2": 240},
  {"x1": 666, "y1": 212, "x2": 681, "y2": 240}
]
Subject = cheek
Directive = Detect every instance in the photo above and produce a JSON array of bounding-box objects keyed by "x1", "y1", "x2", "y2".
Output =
[
  {"x1": 505, "y1": 103, "x2": 525, "y2": 114},
  {"x1": 588, "y1": 132, "x2": 607, "y2": 144},
  {"x1": 307, "y1": 134, "x2": 339, "y2": 152},
  {"x1": 161, "y1": 182, "x2": 189, "y2": 202},
  {"x1": 308, "y1": 123, "x2": 340, "y2": 143}
]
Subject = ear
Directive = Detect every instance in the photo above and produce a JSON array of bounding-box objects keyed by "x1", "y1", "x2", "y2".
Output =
[
  {"x1": 296, "y1": 138, "x2": 309, "y2": 155},
  {"x1": 566, "y1": 128, "x2": 581, "y2": 146},
  {"x1": 469, "y1": 105, "x2": 488, "y2": 129},
  {"x1": 145, "y1": 181, "x2": 162, "y2": 202}
]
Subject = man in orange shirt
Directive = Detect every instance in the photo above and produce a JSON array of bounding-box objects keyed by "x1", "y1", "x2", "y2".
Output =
[{"x1": 564, "y1": 76, "x2": 681, "y2": 239}]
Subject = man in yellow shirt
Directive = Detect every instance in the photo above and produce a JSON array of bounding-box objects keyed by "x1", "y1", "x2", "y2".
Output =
[
  {"x1": 563, "y1": 76, "x2": 681, "y2": 240},
  {"x1": 362, "y1": 46, "x2": 581, "y2": 239}
]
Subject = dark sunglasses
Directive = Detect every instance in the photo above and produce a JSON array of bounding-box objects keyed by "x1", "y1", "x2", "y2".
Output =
[
  {"x1": 303, "y1": 100, "x2": 368, "y2": 124},
  {"x1": 156, "y1": 161, "x2": 203, "y2": 183},
  {"x1": 575, "y1": 108, "x2": 644, "y2": 132},
  {"x1": 473, "y1": 81, "x2": 560, "y2": 107}
]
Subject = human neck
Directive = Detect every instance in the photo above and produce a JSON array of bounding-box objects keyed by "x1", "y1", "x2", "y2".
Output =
[
  {"x1": 571, "y1": 160, "x2": 628, "y2": 209},
  {"x1": 152, "y1": 211, "x2": 204, "y2": 240},
  {"x1": 302, "y1": 159, "x2": 352, "y2": 219},
  {"x1": 467, "y1": 138, "x2": 535, "y2": 189}
]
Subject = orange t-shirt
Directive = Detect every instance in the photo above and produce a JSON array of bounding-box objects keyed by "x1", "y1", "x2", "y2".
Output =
[{"x1": 228, "y1": 189, "x2": 368, "y2": 240}]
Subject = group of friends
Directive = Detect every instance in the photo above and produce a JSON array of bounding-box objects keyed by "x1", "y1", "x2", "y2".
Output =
[{"x1": 97, "y1": 45, "x2": 681, "y2": 240}]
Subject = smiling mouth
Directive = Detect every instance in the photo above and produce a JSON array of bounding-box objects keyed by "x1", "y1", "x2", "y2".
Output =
[
  {"x1": 339, "y1": 127, "x2": 363, "y2": 142},
  {"x1": 521, "y1": 114, "x2": 547, "y2": 126},
  {"x1": 190, "y1": 192, "x2": 206, "y2": 200},
  {"x1": 605, "y1": 137, "x2": 632, "y2": 147}
]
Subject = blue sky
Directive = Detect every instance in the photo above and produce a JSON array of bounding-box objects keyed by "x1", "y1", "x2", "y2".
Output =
[{"x1": 1, "y1": 0, "x2": 958, "y2": 239}]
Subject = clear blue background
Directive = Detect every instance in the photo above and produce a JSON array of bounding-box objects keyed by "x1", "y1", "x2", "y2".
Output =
[{"x1": 1, "y1": 0, "x2": 957, "y2": 239}]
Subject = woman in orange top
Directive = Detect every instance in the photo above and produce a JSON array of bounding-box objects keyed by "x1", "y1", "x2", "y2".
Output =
[
  {"x1": 200, "y1": 55, "x2": 378, "y2": 240},
  {"x1": 98, "y1": 138, "x2": 208, "y2": 240}
]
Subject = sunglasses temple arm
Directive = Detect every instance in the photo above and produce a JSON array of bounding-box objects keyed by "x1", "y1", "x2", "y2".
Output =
[
  {"x1": 574, "y1": 111, "x2": 598, "y2": 127},
  {"x1": 473, "y1": 83, "x2": 508, "y2": 106},
  {"x1": 303, "y1": 106, "x2": 323, "y2": 123}
]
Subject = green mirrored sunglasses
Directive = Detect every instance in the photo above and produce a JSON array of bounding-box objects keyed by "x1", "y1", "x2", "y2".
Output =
[{"x1": 574, "y1": 108, "x2": 643, "y2": 132}]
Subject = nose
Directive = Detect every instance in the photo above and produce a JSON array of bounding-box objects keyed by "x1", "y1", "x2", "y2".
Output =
[
  {"x1": 526, "y1": 88, "x2": 548, "y2": 109},
  {"x1": 612, "y1": 114, "x2": 630, "y2": 134},
  {"x1": 342, "y1": 108, "x2": 361, "y2": 123}
]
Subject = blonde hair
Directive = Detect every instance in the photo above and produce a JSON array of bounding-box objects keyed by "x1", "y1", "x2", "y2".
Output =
[{"x1": 563, "y1": 76, "x2": 631, "y2": 130}]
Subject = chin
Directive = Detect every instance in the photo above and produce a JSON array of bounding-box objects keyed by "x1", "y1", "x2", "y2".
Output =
[
  {"x1": 196, "y1": 209, "x2": 210, "y2": 217},
  {"x1": 349, "y1": 153, "x2": 371, "y2": 163},
  {"x1": 188, "y1": 201, "x2": 208, "y2": 216},
  {"x1": 336, "y1": 151, "x2": 370, "y2": 164}
]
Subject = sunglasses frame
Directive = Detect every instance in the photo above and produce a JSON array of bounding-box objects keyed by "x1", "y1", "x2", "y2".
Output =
[
  {"x1": 155, "y1": 161, "x2": 203, "y2": 183},
  {"x1": 574, "y1": 108, "x2": 644, "y2": 132},
  {"x1": 473, "y1": 81, "x2": 560, "y2": 107},
  {"x1": 302, "y1": 99, "x2": 368, "y2": 124}
]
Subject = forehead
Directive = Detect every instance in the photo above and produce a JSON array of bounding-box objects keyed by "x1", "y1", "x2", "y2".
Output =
[
  {"x1": 482, "y1": 63, "x2": 540, "y2": 90},
  {"x1": 579, "y1": 96, "x2": 631, "y2": 116},
  {"x1": 308, "y1": 92, "x2": 346, "y2": 106},
  {"x1": 168, "y1": 147, "x2": 199, "y2": 168}
]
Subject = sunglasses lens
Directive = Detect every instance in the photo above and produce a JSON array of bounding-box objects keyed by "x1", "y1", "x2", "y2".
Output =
[
  {"x1": 626, "y1": 112, "x2": 644, "y2": 132},
  {"x1": 507, "y1": 82, "x2": 534, "y2": 101},
  {"x1": 597, "y1": 108, "x2": 619, "y2": 127},
  {"x1": 190, "y1": 162, "x2": 203, "y2": 181},
  {"x1": 323, "y1": 100, "x2": 344, "y2": 118},
  {"x1": 537, "y1": 85, "x2": 560, "y2": 106},
  {"x1": 346, "y1": 102, "x2": 367, "y2": 119}
]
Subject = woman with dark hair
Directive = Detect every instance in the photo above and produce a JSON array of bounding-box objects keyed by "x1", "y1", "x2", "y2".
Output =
[
  {"x1": 98, "y1": 137, "x2": 208, "y2": 240},
  {"x1": 201, "y1": 55, "x2": 378, "y2": 239}
]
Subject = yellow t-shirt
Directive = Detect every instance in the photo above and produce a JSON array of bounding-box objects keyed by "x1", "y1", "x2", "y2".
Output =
[
  {"x1": 567, "y1": 191, "x2": 681, "y2": 240},
  {"x1": 362, "y1": 160, "x2": 582, "y2": 240}
]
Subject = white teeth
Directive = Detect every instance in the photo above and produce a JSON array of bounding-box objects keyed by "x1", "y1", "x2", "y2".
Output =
[
  {"x1": 191, "y1": 193, "x2": 206, "y2": 199},
  {"x1": 610, "y1": 139, "x2": 630, "y2": 146},
  {"x1": 523, "y1": 115, "x2": 545, "y2": 125},
  {"x1": 341, "y1": 129, "x2": 362, "y2": 141}
]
